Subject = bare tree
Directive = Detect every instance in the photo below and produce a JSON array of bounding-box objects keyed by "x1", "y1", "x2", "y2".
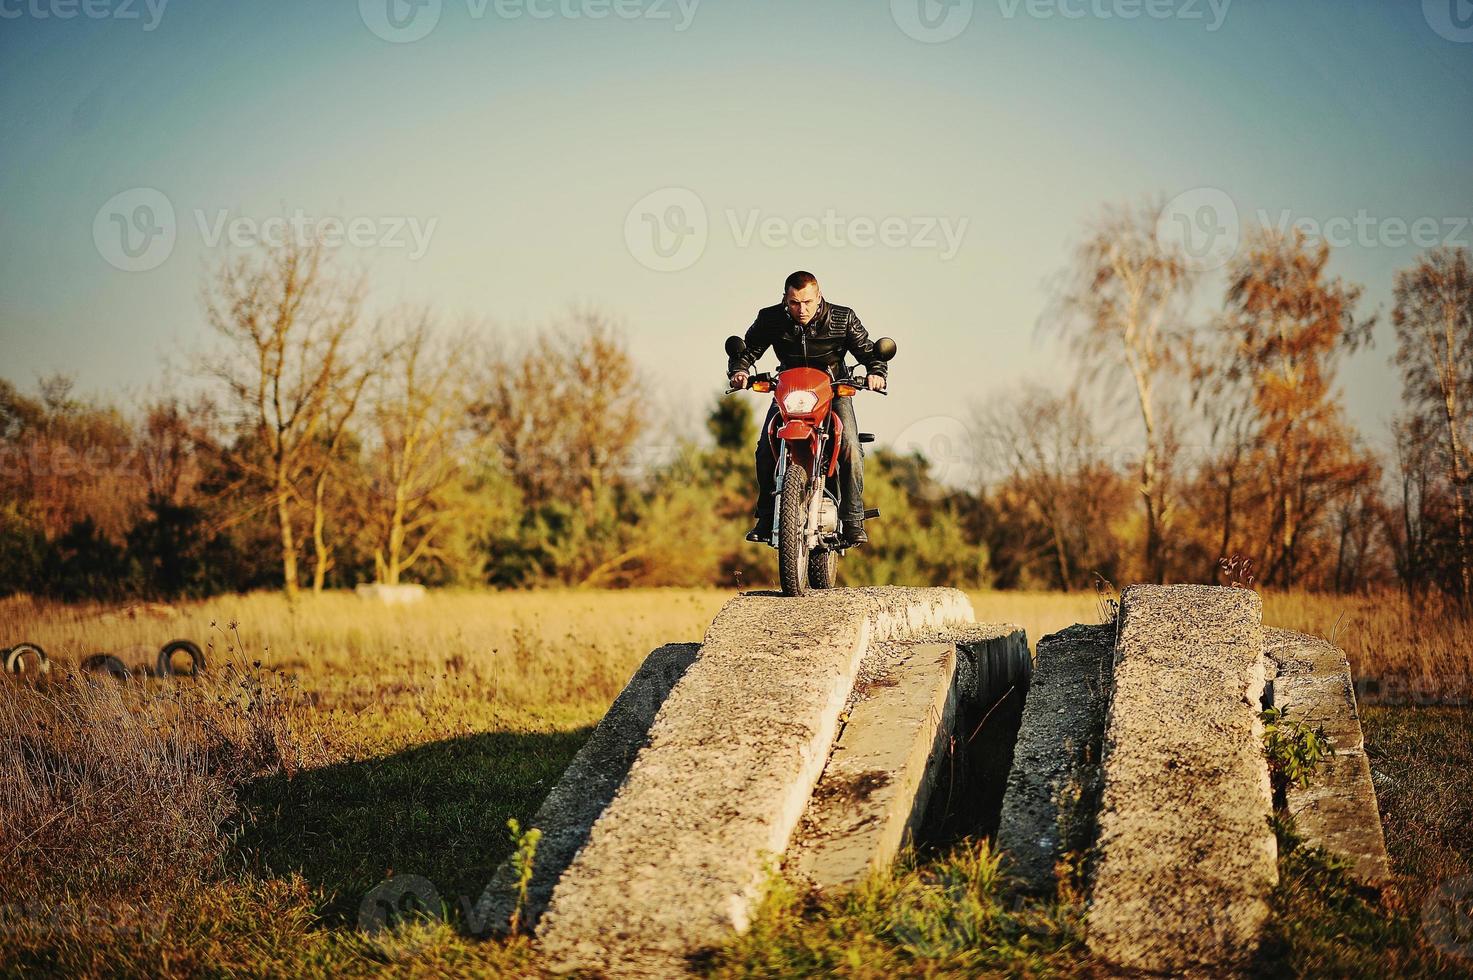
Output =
[
  {"x1": 1052, "y1": 199, "x2": 1195, "y2": 582},
  {"x1": 1387, "y1": 414, "x2": 1438, "y2": 598},
  {"x1": 1393, "y1": 247, "x2": 1473, "y2": 606},
  {"x1": 975, "y1": 385, "x2": 1103, "y2": 590},
  {"x1": 136, "y1": 395, "x2": 217, "y2": 506},
  {"x1": 362, "y1": 312, "x2": 477, "y2": 585},
  {"x1": 202, "y1": 241, "x2": 367, "y2": 599},
  {"x1": 474, "y1": 312, "x2": 644, "y2": 515},
  {"x1": 1189, "y1": 325, "x2": 1258, "y2": 574}
]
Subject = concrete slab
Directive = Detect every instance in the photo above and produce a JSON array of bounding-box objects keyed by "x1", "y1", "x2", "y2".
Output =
[
  {"x1": 534, "y1": 587, "x2": 976, "y2": 976},
  {"x1": 791, "y1": 642, "x2": 959, "y2": 890},
  {"x1": 1265, "y1": 628, "x2": 1390, "y2": 886},
  {"x1": 1087, "y1": 585, "x2": 1277, "y2": 975},
  {"x1": 995, "y1": 624, "x2": 1115, "y2": 895},
  {"x1": 469, "y1": 642, "x2": 700, "y2": 936},
  {"x1": 792, "y1": 625, "x2": 1031, "y2": 891}
]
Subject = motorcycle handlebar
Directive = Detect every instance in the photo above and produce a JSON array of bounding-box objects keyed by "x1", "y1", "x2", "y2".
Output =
[{"x1": 724, "y1": 374, "x2": 888, "y2": 396}]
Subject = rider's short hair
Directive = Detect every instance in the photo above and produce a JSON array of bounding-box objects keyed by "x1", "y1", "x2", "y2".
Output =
[{"x1": 784, "y1": 270, "x2": 819, "y2": 294}]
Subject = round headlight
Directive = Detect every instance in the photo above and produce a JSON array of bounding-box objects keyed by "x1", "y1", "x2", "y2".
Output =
[{"x1": 782, "y1": 390, "x2": 818, "y2": 414}]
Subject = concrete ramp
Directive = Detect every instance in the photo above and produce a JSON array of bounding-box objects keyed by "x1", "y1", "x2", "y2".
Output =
[
  {"x1": 1265, "y1": 628, "x2": 1390, "y2": 886},
  {"x1": 534, "y1": 587, "x2": 976, "y2": 975},
  {"x1": 470, "y1": 642, "x2": 700, "y2": 935},
  {"x1": 1086, "y1": 585, "x2": 1277, "y2": 975},
  {"x1": 790, "y1": 625, "x2": 1029, "y2": 891}
]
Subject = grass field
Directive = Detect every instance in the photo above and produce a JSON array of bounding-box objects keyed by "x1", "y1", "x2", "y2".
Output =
[{"x1": 1, "y1": 587, "x2": 1470, "y2": 977}]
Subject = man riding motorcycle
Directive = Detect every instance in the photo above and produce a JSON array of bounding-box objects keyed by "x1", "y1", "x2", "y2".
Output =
[{"x1": 727, "y1": 271, "x2": 888, "y2": 548}]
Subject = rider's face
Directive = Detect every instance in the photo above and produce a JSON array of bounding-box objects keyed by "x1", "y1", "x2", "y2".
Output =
[{"x1": 785, "y1": 284, "x2": 821, "y2": 325}]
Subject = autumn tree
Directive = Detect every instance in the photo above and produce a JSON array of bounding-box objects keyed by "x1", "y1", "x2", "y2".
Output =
[
  {"x1": 361, "y1": 312, "x2": 479, "y2": 585},
  {"x1": 0, "y1": 375, "x2": 143, "y2": 542},
  {"x1": 974, "y1": 385, "x2": 1124, "y2": 590},
  {"x1": 471, "y1": 313, "x2": 646, "y2": 585},
  {"x1": 1221, "y1": 228, "x2": 1375, "y2": 587},
  {"x1": 1392, "y1": 247, "x2": 1473, "y2": 606},
  {"x1": 1052, "y1": 199, "x2": 1195, "y2": 582},
  {"x1": 202, "y1": 241, "x2": 368, "y2": 599},
  {"x1": 1187, "y1": 327, "x2": 1259, "y2": 577}
]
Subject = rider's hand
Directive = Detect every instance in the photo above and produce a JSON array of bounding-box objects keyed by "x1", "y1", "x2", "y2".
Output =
[
  {"x1": 730, "y1": 370, "x2": 749, "y2": 389},
  {"x1": 866, "y1": 373, "x2": 886, "y2": 392}
]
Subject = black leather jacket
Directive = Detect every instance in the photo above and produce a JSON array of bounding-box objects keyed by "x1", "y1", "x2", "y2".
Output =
[{"x1": 727, "y1": 299, "x2": 888, "y2": 379}]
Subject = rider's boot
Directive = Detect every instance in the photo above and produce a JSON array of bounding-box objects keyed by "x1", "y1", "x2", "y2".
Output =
[
  {"x1": 746, "y1": 512, "x2": 774, "y2": 542},
  {"x1": 842, "y1": 516, "x2": 867, "y2": 547}
]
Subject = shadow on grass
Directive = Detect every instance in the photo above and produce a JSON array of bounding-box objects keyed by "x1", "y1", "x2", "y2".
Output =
[{"x1": 232, "y1": 727, "x2": 593, "y2": 929}]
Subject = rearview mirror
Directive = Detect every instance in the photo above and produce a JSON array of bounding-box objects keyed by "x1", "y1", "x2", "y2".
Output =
[
  {"x1": 874, "y1": 337, "x2": 897, "y2": 361},
  {"x1": 724, "y1": 335, "x2": 747, "y2": 358}
]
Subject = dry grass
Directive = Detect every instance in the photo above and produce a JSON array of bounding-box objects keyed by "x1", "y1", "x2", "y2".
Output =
[
  {"x1": 1261, "y1": 591, "x2": 1473, "y2": 704},
  {"x1": 1, "y1": 585, "x2": 1470, "y2": 977}
]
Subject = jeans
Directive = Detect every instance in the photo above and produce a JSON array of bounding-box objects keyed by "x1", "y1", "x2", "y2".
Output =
[{"x1": 754, "y1": 395, "x2": 864, "y2": 523}]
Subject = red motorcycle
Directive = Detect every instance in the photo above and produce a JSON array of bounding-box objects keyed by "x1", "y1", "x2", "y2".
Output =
[{"x1": 724, "y1": 335, "x2": 897, "y2": 596}]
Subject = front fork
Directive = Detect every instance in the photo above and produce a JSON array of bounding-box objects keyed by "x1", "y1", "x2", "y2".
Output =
[{"x1": 772, "y1": 432, "x2": 831, "y2": 549}]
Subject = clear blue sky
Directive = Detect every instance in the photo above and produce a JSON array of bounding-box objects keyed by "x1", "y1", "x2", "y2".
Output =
[{"x1": 2, "y1": 0, "x2": 1470, "y2": 461}]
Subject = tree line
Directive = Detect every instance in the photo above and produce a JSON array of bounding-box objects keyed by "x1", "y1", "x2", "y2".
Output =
[
  {"x1": 1, "y1": 209, "x2": 1468, "y2": 605},
  {"x1": 974, "y1": 201, "x2": 1470, "y2": 606}
]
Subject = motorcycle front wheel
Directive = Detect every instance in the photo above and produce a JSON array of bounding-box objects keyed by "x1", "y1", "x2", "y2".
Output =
[{"x1": 778, "y1": 462, "x2": 811, "y2": 596}]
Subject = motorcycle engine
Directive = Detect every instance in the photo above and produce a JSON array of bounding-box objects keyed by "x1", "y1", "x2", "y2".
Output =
[{"x1": 817, "y1": 496, "x2": 839, "y2": 533}]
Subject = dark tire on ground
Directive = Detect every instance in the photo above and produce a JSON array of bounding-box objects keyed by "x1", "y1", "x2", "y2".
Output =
[
  {"x1": 81, "y1": 653, "x2": 131, "y2": 680},
  {"x1": 808, "y1": 548, "x2": 837, "y2": 589},
  {"x1": 778, "y1": 462, "x2": 811, "y2": 597},
  {"x1": 5, "y1": 642, "x2": 49, "y2": 675},
  {"x1": 157, "y1": 639, "x2": 206, "y2": 678}
]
